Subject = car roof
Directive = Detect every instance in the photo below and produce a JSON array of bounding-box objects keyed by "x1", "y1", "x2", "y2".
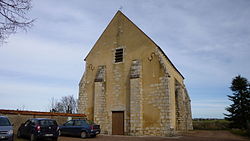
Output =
[
  {"x1": 0, "y1": 116, "x2": 8, "y2": 118},
  {"x1": 31, "y1": 118, "x2": 55, "y2": 121},
  {"x1": 71, "y1": 119, "x2": 86, "y2": 120}
]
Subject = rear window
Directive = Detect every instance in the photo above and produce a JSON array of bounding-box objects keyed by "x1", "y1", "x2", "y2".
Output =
[
  {"x1": 86, "y1": 120, "x2": 94, "y2": 124},
  {"x1": 0, "y1": 117, "x2": 11, "y2": 126},
  {"x1": 74, "y1": 120, "x2": 87, "y2": 126},
  {"x1": 39, "y1": 120, "x2": 57, "y2": 126}
]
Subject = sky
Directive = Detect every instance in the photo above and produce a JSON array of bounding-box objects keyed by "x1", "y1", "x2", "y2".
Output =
[{"x1": 0, "y1": 0, "x2": 250, "y2": 118}]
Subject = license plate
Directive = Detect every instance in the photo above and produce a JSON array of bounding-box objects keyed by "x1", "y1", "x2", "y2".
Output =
[
  {"x1": 0, "y1": 136, "x2": 5, "y2": 139},
  {"x1": 45, "y1": 134, "x2": 53, "y2": 136}
]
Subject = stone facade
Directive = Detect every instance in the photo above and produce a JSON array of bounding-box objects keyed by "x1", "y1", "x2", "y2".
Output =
[
  {"x1": 78, "y1": 11, "x2": 192, "y2": 136},
  {"x1": 129, "y1": 60, "x2": 143, "y2": 135}
]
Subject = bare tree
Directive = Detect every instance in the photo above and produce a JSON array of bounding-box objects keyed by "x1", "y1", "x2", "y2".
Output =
[
  {"x1": 0, "y1": 0, "x2": 34, "y2": 44},
  {"x1": 61, "y1": 95, "x2": 77, "y2": 114},
  {"x1": 50, "y1": 95, "x2": 78, "y2": 114},
  {"x1": 49, "y1": 97, "x2": 58, "y2": 112}
]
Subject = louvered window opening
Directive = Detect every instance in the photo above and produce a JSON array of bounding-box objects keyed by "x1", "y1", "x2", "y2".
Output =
[{"x1": 115, "y1": 48, "x2": 123, "y2": 63}]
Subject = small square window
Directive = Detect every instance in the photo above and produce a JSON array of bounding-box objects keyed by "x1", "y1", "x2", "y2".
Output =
[{"x1": 115, "y1": 48, "x2": 123, "y2": 63}]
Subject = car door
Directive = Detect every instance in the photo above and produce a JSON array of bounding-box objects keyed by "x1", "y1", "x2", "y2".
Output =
[
  {"x1": 26, "y1": 120, "x2": 36, "y2": 137},
  {"x1": 72, "y1": 120, "x2": 86, "y2": 136},
  {"x1": 61, "y1": 120, "x2": 74, "y2": 135},
  {"x1": 22, "y1": 120, "x2": 31, "y2": 137}
]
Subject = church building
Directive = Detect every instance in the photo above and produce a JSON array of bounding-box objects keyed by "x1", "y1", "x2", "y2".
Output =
[{"x1": 78, "y1": 11, "x2": 192, "y2": 136}]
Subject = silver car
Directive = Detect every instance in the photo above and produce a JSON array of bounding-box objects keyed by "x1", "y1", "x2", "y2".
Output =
[{"x1": 0, "y1": 116, "x2": 13, "y2": 141}]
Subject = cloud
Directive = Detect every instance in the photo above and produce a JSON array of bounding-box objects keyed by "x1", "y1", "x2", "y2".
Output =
[
  {"x1": 0, "y1": 34, "x2": 83, "y2": 111},
  {"x1": 0, "y1": 80, "x2": 77, "y2": 111},
  {"x1": 1, "y1": 35, "x2": 85, "y2": 80}
]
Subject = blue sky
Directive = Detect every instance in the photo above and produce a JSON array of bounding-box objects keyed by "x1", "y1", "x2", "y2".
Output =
[{"x1": 0, "y1": 0, "x2": 250, "y2": 118}]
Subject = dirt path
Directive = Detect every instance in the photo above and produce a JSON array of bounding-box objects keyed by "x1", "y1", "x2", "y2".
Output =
[{"x1": 15, "y1": 130, "x2": 249, "y2": 141}]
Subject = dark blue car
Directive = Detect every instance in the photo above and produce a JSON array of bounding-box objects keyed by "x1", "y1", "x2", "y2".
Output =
[
  {"x1": 59, "y1": 119, "x2": 100, "y2": 138},
  {"x1": 17, "y1": 118, "x2": 59, "y2": 141}
]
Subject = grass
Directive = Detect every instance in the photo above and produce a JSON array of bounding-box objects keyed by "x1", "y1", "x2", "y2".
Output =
[
  {"x1": 192, "y1": 119, "x2": 250, "y2": 137},
  {"x1": 192, "y1": 119, "x2": 230, "y2": 130},
  {"x1": 230, "y1": 129, "x2": 250, "y2": 137}
]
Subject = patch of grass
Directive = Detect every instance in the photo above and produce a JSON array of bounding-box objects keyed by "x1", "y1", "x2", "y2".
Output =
[
  {"x1": 230, "y1": 129, "x2": 250, "y2": 137},
  {"x1": 193, "y1": 119, "x2": 230, "y2": 130}
]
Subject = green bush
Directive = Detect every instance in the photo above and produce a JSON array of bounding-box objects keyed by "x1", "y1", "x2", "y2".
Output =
[
  {"x1": 247, "y1": 121, "x2": 250, "y2": 136},
  {"x1": 230, "y1": 129, "x2": 250, "y2": 137},
  {"x1": 193, "y1": 119, "x2": 230, "y2": 130}
]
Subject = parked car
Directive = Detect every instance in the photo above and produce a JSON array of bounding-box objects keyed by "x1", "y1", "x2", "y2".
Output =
[
  {"x1": 17, "y1": 118, "x2": 59, "y2": 141},
  {"x1": 0, "y1": 116, "x2": 13, "y2": 141},
  {"x1": 59, "y1": 119, "x2": 100, "y2": 138}
]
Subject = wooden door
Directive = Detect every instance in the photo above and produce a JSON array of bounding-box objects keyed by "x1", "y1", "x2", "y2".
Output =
[{"x1": 112, "y1": 111, "x2": 124, "y2": 135}]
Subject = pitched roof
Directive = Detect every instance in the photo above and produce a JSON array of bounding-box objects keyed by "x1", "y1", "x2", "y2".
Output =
[{"x1": 84, "y1": 11, "x2": 184, "y2": 79}]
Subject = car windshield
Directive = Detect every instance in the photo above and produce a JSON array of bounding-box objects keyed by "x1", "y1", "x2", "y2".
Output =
[
  {"x1": 0, "y1": 117, "x2": 11, "y2": 126},
  {"x1": 39, "y1": 120, "x2": 57, "y2": 126},
  {"x1": 74, "y1": 120, "x2": 86, "y2": 126}
]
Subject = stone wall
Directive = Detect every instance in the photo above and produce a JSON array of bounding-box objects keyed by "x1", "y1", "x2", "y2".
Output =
[
  {"x1": 175, "y1": 82, "x2": 193, "y2": 132},
  {"x1": 94, "y1": 82, "x2": 109, "y2": 133},
  {"x1": 78, "y1": 50, "x2": 193, "y2": 136},
  {"x1": 78, "y1": 64, "x2": 89, "y2": 116},
  {"x1": 175, "y1": 83, "x2": 185, "y2": 131},
  {"x1": 109, "y1": 63, "x2": 127, "y2": 134},
  {"x1": 144, "y1": 76, "x2": 172, "y2": 136},
  {"x1": 184, "y1": 88, "x2": 193, "y2": 130},
  {"x1": 93, "y1": 66, "x2": 109, "y2": 133},
  {"x1": 129, "y1": 60, "x2": 143, "y2": 136}
]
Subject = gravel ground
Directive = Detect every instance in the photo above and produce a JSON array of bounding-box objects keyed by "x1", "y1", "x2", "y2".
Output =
[{"x1": 14, "y1": 130, "x2": 249, "y2": 141}]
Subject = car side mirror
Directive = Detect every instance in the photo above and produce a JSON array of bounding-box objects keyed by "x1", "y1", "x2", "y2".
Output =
[{"x1": 11, "y1": 123, "x2": 14, "y2": 126}]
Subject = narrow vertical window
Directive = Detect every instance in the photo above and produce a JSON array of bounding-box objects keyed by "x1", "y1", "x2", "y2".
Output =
[{"x1": 115, "y1": 48, "x2": 123, "y2": 63}]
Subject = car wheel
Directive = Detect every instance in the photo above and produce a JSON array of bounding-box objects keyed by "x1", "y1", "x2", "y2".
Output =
[
  {"x1": 17, "y1": 130, "x2": 21, "y2": 138},
  {"x1": 80, "y1": 131, "x2": 87, "y2": 138},
  {"x1": 30, "y1": 134, "x2": 37, "y2": 141}
]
